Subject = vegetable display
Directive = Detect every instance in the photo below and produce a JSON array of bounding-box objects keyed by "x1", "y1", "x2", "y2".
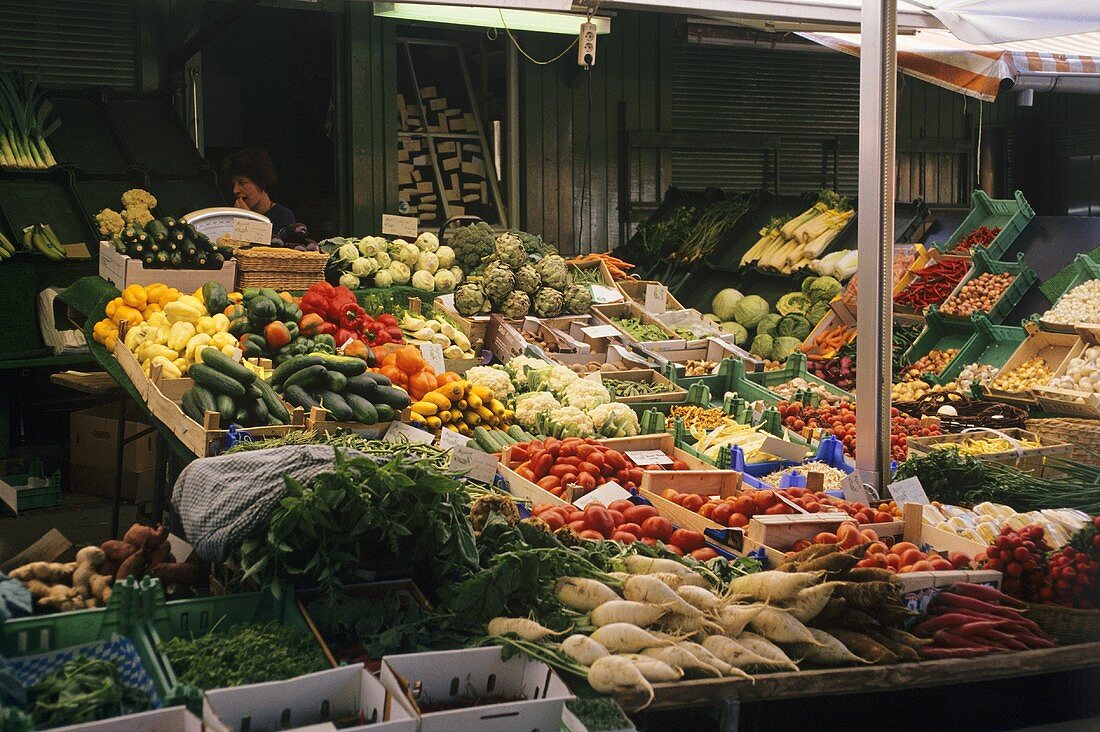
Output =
[
  {"x1": 531, "y1": 501, "x2": 711, "y2": 558},
  {"x1": 1041, "y1": 279, "x2": 1100, "y2": 325},
  {"x1": 326, "y1": 232, "x2": 462, "y2": 291},
  {"x1": 740, "y1": 191, "x2": 854, "y2": 274},
  {"x1": 602, "y1": 378, "x2": 677, "y2": 398},
  {"x1": 914, "y1": 583, "x2": 1053, "y2": 658},
  {"x1": 275, "y1": 351, "x2": 408, "y2": 425},
  {"x1": 939, "y1": 271, "x2": 1016, "y2": 317},
  {"x1": 298, "y1": 281, "x2": 402, "y2": 354},
  {"x1": 893, "y1": 257, "x2": 969, "y2": 311},
  {"x1": 27, "y1": 656, "x2": 153, "y2": 727},
  {"x1": 776, "y1": 401, "x2": 940, "y2": 462},
  {"x1": 952, "y1": 225, "x2": 1002, "y2": 254},
  {"x1": 408, "y1": 369, "x2": 511, "y2": 436},
  {"x1": 96, "y1": 190, "x2": 232, "y2": 270},
  {"x1": 182, "y1": 346, "x2": 293, "y2": 427},
  {"x1": 0, "y1": 71, "x2": 60, "y2": 170},
  {"x1": 989, "y1": 356, "x2": 1053, "y2": 393},
  {"x1": 902, "y1": 348, "x2": 960, "y2": 381},
  {"x1": 610, "y1": 317, "x2": 670, "y2": 343}
]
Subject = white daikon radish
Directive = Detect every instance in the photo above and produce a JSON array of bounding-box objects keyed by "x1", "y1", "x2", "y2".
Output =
[
  {"x1": 785, "y1": 582, "x2": 838, "y2": 623},
  {"x1": 641, "y1": 645, "x2": 722, "y2": 678},
  {"x1": 591, "y1": 623, "x2": 674, "y2": 653},
  {"x1": 726, "y1": 571, "x2": 824, "y2": 603},
  {"x1": 748, "y1": 607, "x2": 823, "y2": 646},
  {"x1": 486, "y1": 617, "x2": 563, "y2": 641},
  {"x1": 737, "y1": 632, "x2": 797, "y2": 666},
  {"x1": 785, "y1": 628, "x2": 874, "y2": 667},
  {"x1": 622, "y1": 555, "x2": 697, "y2": 578},
  {"x1": 590, "y1": 600, "x2": 667, "y2": 628},
  {"x1": 677, "y1": 641, "x2": 753, "y2": 681},
  {"x1": 716, "y1": 603, "x2": 767, "y2": 635},
  {"x1": 620, "y1": 654, "x2": 684, "y2": 682},
  {"x1": 624, "y1": 575, "x2": 703, "y2": 618},
  {"x1": 561, "y1": 634, "x2": 609, "y2": 666},
  {"x1": 702, "y1": 635, "x2": 798, "y2": 672},
  {"x1": 676, "y1": 585, "x2": 724, "y2": 613},
  {"x1": 587, "y1": 655, "x2": 654, "y2": 707},
  {"x1": 555, "y1": 577, "x2": 619, "y2": 612}
]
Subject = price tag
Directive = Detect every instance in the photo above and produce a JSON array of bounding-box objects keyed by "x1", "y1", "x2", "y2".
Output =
[
  {"x1": 760, "y1": 435, "x2": 810, "y2": 462},
  {"x1": 383, "y1": 421, "x2": 435, "y2": 445},
  {"x1": 584, "y1": 370, "x2": 603, "y2": 384},
  {"x1": 644, "y1": 284, "x2": 669, "y2": 314},
  {"x1": 437, "y1": 428, "x2": 470, "y2": 450},
  {"x1": 449, "y1": 444, "x2": 499, "y2": 484},
  {"x1": 581, "y1": 324, "x2": 620, "y2": 340},
  {"x1": 573, "y1": 481, "x2": 632, "y2": 509},
  {"x1": 841, "y1": 471, "x2": 871, "y2": 506},
  {"x1": 420, "y1": 342, "x2": 446, "y2": 374},
  {"x1": 625, "y1": 450, "x2": 673, "y2": 466},
  {"x1": 232, "y1": 217, "x2": 273, "y2": 244},
  {"x1": 381, "y1": 214, "x2": 419, "y2": 239},
  {"x1": 590, "y1": 284, "x2": 623, "y2": 305},
  {"x1": 887, "y1": 476, "x2": 929, "y2": 508}
]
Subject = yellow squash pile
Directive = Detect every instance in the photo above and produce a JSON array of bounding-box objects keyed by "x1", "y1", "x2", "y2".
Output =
[{"x1": 409, "y1": 380, "x2": 512, "y2": 436}]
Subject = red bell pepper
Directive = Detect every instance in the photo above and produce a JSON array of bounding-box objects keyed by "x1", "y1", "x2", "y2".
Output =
[{"x1": 301, "y1": 282, "x2": 336, "y2": 316}]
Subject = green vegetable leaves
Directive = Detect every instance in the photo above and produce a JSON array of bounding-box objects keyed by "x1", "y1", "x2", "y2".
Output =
[
  {"x1": 160, "y1": 623, "x2": 326, "y2": 690},
  {"x1": 27, "y1": 656, "x2": 152, "y2": 728}
]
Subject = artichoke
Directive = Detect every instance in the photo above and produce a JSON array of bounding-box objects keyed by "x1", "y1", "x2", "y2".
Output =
[
  {"x1": 535, "y1": 254, "x2": 569, "y2": 290},
  {"x1": 450, "y1": 221, "x2": 495, "y2": 272},
  {"x1": 483, "y1": 261, "x2": 516, "y2": 301},
  {"x1": 494, "y1": 232, "x2": 527, "y2": 269},
  {"x1": 455, "y1": 283, "x2": 488, "y2": 316},
  {"x1": 501, "y1": 290, "x2": 531, "y2": 318},
  {"x1": 515, "y1": 264, "x2": 541, "y2": 294},
  {"x1": 533, "y1": 287, "x2": 565, "y2": 318},
  {"x1": 563, "y1": 284, "x2": 593, "y2": 314}
]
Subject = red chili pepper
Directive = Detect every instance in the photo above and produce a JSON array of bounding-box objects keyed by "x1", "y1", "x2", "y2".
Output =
[{"x1": 954, "y1": 225, "x2": 1002, "y2": 253}]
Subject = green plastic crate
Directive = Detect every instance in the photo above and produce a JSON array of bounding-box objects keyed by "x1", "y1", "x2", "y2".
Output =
[
  {"x1": 902, "y1": 309, "x2": 977, "y2": 382},
  {"x1": 665, "y1": 357, "x2": 777, "y2": 406},
  {"x1": 933, "y1": 190, "x2": 1035, "y2": 260},
  {"x1": 930, "y1": 314, "x2": 1026, "y2": 386},
  {"x1": 745, "y1": 353, "x2": 852, "y2": 405},
  {"x1": 939, "y1": 249, "x2": 1037, "y2": 325},
  {"x1": 1035, "y1": 254, "x2": 1100, "y2": 334},
  {"x1": 0, "y1": 468, "x2": 61, "y2": 513}
]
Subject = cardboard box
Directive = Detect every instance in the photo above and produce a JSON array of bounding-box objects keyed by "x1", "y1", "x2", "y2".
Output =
[
  {"x1": 99, "y1": 241, "x2": 237, "y2": 293},
  {"x1": 53, "y1": 707, "x2": 202, "y2": 732},
  {"x1": 69, "y1": 403, "x2": 158, "y2": 473},
  {"x1": 69, "y1": 464, "x2": 156, "y2": 503},
  {"x1": 380, "y1": 646, "x2": 573, "y2": 732},
  {"x1": 204, "y1": 666, "x2": 416, "y2": 732}
]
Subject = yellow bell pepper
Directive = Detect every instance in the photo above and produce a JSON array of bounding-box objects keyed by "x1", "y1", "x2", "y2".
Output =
[
  {"x1": 121, "y1": 284, "x2": 148, "y2": 310},
  {"x1": 195, "y1": 316, "x2": 218, "y2": 336},
  {"x1": 164, "y1": 300, "x2": 201, "y2": 324},
  {"x1": 92, "y1": 319, "x2": 117, "y2": 346},
  {"x1": 177, "y1": 294, "x2": 204, "y2": 312},
  {"x1": 211, "y1": 313, "x2": 230, "y2": 333},
  {"x1": 146, "y1": 311, "x2": 168, "y2": 328},
  {"x1": 145, "y1": 283, "x2": 167, "y2": 304},
  {"x1": 185, "y1": 333, "x2": 212, "y2": 362},
  {"x1": 104, "y1": 297, "x2": 122, "y2": 319},
  {"x1": 111, "y1": 304, "x2": 143, "y2": 327},
  {"x1": 192, "y1": 287, "x2": 205, "y2": 302},
  {"x1": 167, "y1": 321, "x2": 196, "y2": 351},
  {"x1": 210, "y1": 332, "x2": 237, "y2": 350},
  {"x1": 173, "y1": 358, "x2": 190, "y2": 376},
  {"x1": 148, "y1": 355, "x2": 182, "y2": 379},
  {"x1": 155, "y1": 287, "x2": 181, "y2": 306},
  {"x1": 142, "y1": 344, "x2": 178, "y2": 362},
  {"x1": 123, "y1": 324, "x2": 149, "y2": 352}
]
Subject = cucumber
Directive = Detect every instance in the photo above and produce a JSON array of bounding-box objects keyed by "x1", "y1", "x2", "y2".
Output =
[
  {"x1": 344, "y1": 393, "x2": 378, "y2": 424},
  {"x1": 508, "y1": 425, "x2": 536, "y2": 443},
  {"x1": 375, "y1": 404, "x2": 395, "y2": 423},
  {"x1": 319, "y1": 390, "x2": 353, "y2": 422},
  {"x1": 495, "y1": 430, "x2": 518, "y2": 447},
  {"x1": 360, "y1": 372, "x2": 392, "y2": 387},
  {"x1": 466, "y1": 439, "x2": 486, "y2": 453},
  {"x1": 215, "y1": 393, "x2": 236, "y2": 417},
  {"x1": 253, "y1": 378, "x2": 291, "y2": 424},
  {"x1": 343, "y1": 374, "x2": 379, "y2": 398},
  {"x1": 248, "y1": 398, "x2": 270, "y2": 426},
  {"x1": 189, "y1": 363, "x2": 247, "y2": 398},
  {"x1": 324, "y1": 370, "x2": 348, "y2": 393},
  {"x1": 189, "y1": 385, "x2": 218, "y2": 415},
  {"x1": 282, "y1": 364, "x2": 329, "y2": 391},
  {"x1": 284, "y1": 385, "x2": 320, "y2": 411},
  {"x1": 315, "y1": 354, "x2": 367, "y2": 376},
  {"x1": 200, "y1": 347, "x2": 257, "y2": 385},
  {"x1": 473, "y1": 427, "x2": 498, "y2": 453},
  {"x1": 374, "y1": 385, "x2": 412, "y2": 410},
  {"x1": 270, "y1": 354, "x2": 324, "y2": 387},
  {"x1": 180, "y1": 389, "x2": 204, "y2": 422}
]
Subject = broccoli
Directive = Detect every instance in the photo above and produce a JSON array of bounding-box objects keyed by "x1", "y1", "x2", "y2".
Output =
[{"x1": 450, "y1": 222, "x2": 495, "y2": 272}]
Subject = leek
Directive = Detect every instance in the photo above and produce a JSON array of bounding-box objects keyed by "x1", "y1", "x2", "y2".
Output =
[{"x1": 0, "y1": 70, "x2": 60, "y2": 170}]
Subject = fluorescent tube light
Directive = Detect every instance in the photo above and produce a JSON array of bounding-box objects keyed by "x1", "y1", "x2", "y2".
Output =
[{"x1": 375, "y1": 3, "x2": 611, "y2": 35}]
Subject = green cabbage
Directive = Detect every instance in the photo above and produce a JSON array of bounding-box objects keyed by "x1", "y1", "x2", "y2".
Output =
[
  {"x1": 777, "y1": 292, "x2": 809, "y2": 315},
  {"x1": 712, "y1": 288, "x2": 744, "y2": 321},
  {"x1": 756, "y1": 314, "x2": 782, "y2": 338},
  {"x1": 776, "y1": 313, "x2": 812, "y2": 340},
  {"x1": 807, "y1": 299, "x2": 832, "y2": 325},
  {"x1": 771, "y1": 336, "x2": 803, "y2": 362},
  {"x1": 801, "y1": 275, "x2": 819, "y2": 297},
  {"x1": 720, "y1": 321, "x2": 748, "y2": 346},
  {"x1": 808, "y1": 275, "x2": 842, "y2": 303},
  {"x1": 732, "y1": 294, "x2": 770, "y2": 329},
  {"x1": 750, "y1": 333, "x2": 774, "y2": 359}
]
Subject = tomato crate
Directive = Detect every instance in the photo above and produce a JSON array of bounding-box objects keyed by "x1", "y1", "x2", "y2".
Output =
[
  {"x1": 932, "y1": 189, "x2": 1035, "y2": 260},
  {"x1": 900, "y1": 309, "x2": 976, "y2": 382},
  {"x1": 938, "y1": 249, "x2": 1037, "y2": 326},
  {"x1": 1036, "y1": 253, "x2": 1100, "y2": 334},
  {"x1": 931, "y1": 314, "x2": 1026, "y2": 387}
]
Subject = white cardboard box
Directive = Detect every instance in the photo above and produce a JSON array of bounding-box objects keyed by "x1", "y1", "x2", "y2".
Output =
[
  {"x1": 380, "y1": 646, "x2": 573, "y2": 732},
  {"x1": 99, "y1": 240, "x2": 238, "y2": 293},
  {"x1": 204, "y1": 665, "x2": 416, "y2": 732},
  {"x1": 52, "y1": 706, "x2": 202, "y2": 731}
]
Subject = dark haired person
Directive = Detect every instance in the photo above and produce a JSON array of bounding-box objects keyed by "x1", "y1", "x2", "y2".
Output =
[{"x1": 222, "y1": 147, "x2": 296, "y2": 233}]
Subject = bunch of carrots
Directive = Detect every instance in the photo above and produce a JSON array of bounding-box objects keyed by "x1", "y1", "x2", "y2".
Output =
[
  {"x1": 802, "y1": 323, "x2": 855, "y2": 360},
  {"x1": 567, "y1": 253, "x2": 635, "y2": 281}
]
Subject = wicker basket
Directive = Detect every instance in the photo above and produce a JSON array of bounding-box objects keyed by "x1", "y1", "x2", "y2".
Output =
[
  {"x1": 1025, "y1": 603, "x2": 1100, "y2": 644},
  {"x1": 1027, "y1": 417, "x2": 1100, "y2": 467},
  {"x1": 234, "y1": 246, "x2": 330, "y2": 290}
]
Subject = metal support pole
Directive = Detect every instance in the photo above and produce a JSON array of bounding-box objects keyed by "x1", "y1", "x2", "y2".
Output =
[
  {"x1": 506, "y1": 43, "x2": 522, "y2": 227},
  {"x1": 854, "y1": 0, "x2": 898, "y2": 486}
]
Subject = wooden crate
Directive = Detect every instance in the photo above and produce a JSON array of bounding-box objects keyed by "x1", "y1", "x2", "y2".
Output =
[
  {"x1": 977, "y1": 322, "x2": 1076, "y2": 406},
  {"x1": 638, "y1": 469, "x2": 744, "y2": 498},
  {"x1": 598, "y1": 433, "x2": 715, "y2": 470},
  {"x1": 1032, "y1": 325, "x2": 1100, "y2": 417},
  {"x1": 591, "y1": 302, "x2": 686, "y2": 351},
  {"x1": 306, "y1": 406, "x2": 393, "y2": 439},
  {"x1": 434, "y1": 296, "x2": 489, "y2": 348},
  {"x1": 746, "y1": 514, "x2": 850, "y2": 552},
  {"x1": 906, "y1": 427, "x2": 1073, "y2": 475},
  {"x1": 616, "y1": 279, "x2": 685, "y2": 312},
  {"x1": 902, "y1": 502, "x2": 988, "y2": 557},
  {"x1": 600, "y1": 369, "x2": 687, "y2": 404}
]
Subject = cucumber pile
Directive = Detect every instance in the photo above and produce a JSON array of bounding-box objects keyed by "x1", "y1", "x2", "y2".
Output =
[
  {"x1": 271, "y1": 353, "x2": 412, "y2": 425},
  {"x1": 181, "y1": 348, "x2": 292, "y2": 428},
  {"x1": 114, "y1": 216, "x2": 231, "y2": 269},
  {"x1": 468, "y1": 425, "x2": 537, "y2": 454}
]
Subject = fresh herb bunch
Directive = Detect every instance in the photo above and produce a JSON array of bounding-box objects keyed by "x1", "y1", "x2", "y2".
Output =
[
  {"x1": 236, "y1": 450, "x2": 477, "y2": 596},
  {"x1": 307, "y1": 593, "x2": 468, "y2": 662},
  {"x1": 160, "y1": 622, "x2": 326, "y2": 690},
  {"x1": 637, "y1": 204, "x2": 696, "y2": 259},
  {"x1": 669, "y1": 196, "x2": 753, "y2": 263},
  {"x1": 28, "y1": 656, "x2": 152, "y2": 728},
  {"x1": 567, "y1": 698, "x2": 633, "y2": 731}
]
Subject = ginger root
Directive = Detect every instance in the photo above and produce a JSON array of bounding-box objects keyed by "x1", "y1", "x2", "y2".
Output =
[
  {"x1": 73, "y1": 546, "x2": 110, "y2": 603},
  {"x1": 10, "y1": 561, "x2": 75, "y2": 584},
  {"x1": 36, "y1": 584, "x2": 83, "y2": 612}
]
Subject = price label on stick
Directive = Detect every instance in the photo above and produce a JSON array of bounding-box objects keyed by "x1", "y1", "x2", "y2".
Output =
[
  {"x1": 887, "y1": 476, "x2": 929, "y2": 508},
  {"x1": 581, "y1": 324, "x2": 620, "y2": 340},
  {"x1": 841, "y1": 471, "x2": 871, "y2": 506},
  {"x1": 449, "y1": 444, "x2": 499, "y2": 484},
  {"x1": 625, "y1": 449, "x2": 673, "y2": 466},
  {"x1": 383, "y1": 421, "x2": 435, "y2": 445},
  {"x1": 644, "y1": 284, "x2": 669, "y2": 314},
  {"x1": 420, "y1": 343, "x2": 445, "y2": 374},
  {"x1": 381, "y1": 214, "x2": 419, "y2": 239}
]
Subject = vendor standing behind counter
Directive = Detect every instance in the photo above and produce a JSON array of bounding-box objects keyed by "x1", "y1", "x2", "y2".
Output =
[{"x1": 222, "y1": 147, "x2": 296, "y2": 234}]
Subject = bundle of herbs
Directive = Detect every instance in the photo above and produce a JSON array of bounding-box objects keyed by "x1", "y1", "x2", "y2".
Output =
[{"x1": 27, "y1": 656, "x2": 152, "y2": 728}]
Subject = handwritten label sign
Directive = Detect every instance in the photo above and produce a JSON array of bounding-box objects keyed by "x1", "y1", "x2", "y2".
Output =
[
  {"x1": 760, "y1": 435, "x2": 809, "y2": 463},
  {"x1": 232, "y1": 217, "x2": 273, "y2": 244},
  {"x1": 888, "y1": 476, "x2": 929, "y2": 508},
  {"x1": 437, "y1": 428, "x2": 470, "y2": 450},
  {"x1": 581, "y1": 324, "x2": 620, "y2": 340},
  {"x1": 419, "y1": 343, "x2": 446, "y2": 374},
  {"x1": 590, "y1": 284, "x2": 623, "y2": 304},
  {"x1": 381, "y1": 214, "x2": 419, "y2": 239},
  {"x1": 625, "y1": 449, "x2": 673, "y2": 466},
  {"x1": 383, "y1": 420, "x2": 435, "y2": 445},
  {"x1": 449, "y1": 444, "x2": 499, "y2": 484},
  {"x1": 841, "y1": 471, "x2": 871, "y2": 506},
  {"x1": 644, "y1": 284, "x2": 669, "y2": 314},
  {"x1": 573, "y1": 481, "x2": 632, "y2": 509}
]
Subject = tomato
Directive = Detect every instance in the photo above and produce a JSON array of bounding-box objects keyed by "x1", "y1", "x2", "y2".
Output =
[
  {"x1": 753, "y1": 491, "x2": 778, "y2": 511},
  {"x1": 765, "y1": 503, "x2": 793, "y2": 515},
  {"x1": 949, "y1": 551, "x2": 972, "y2": 569},
  {"x1": 618, "y1": 522, "x2": 643, "y2": 536},
  {"x1": 531, "y1": 452, "x2": 554, "y2": 478},
  {"x1": 786, "y1": 487, "x2": 806, "y2": 498},
  {"x1": 608, "y1": 509, "x2": 624, "y2": 527},
  {"x1": 860, "y1": 529, "x2": 879, "y2": 543},
  {"x1": 578, "y1": 530, "x2": 604, "y2": 541},
  {"x1": 732, "y1": 496, "x2": 754, "y2": 516},
  {"x1": 890, "y1": 541, "x2": 920, "y2": 556},
  {"x1": 639, "y1": 536, "x2": 658, "y2": 547},
  {"x1": 866, "y1": 541, "x2": 889, "y2": 555},
  {"x1": 660, "y1": 488, "x2": 679, "y2": 501},
  {"x1": 873, "y1": 511, "x2": 895, "y2": 523},
  {"x1": 669, "y1": 529, "x2": 706, "y2": 552},
  {"x1": 568, "y1": 510, "x2": 585, "y2": 523},
  {"x1": 531, "y1": 504, "x2": 553, "y2": 516},
  {"x1": 558, "y1": 456, "x2": 582, "y2": 467},
  {"x1": 550, "y1": 486, "x2": 566, "y2": 497},
  {"x1": 577, "y1": 444, "x2": 597, "y2": 459},
  {"x1": 900, "y1": 548, "x2": 925, "y2": 567},
  {"x1": 885, "y1": 553, "x2": 902, "y2": 570},
  {"x1": 568, "y1": 520, "x2": 587, "y2": 532},
  {"x1": 550, "y1": 464, "x2": 576, "y2": 479},
  {"x1": 712, "y1": 503, "x2": 734, "y2": 525},
  {"x1": 509, "y1": 446, "x2": 528, "y2": 464},
  {"x1": 671, "y1": 494, "x2": 688, "y2": 506},
  {"x1": 802, "y1": 500, "x2": 820, "y2": 513},
  {"x1": 609, "y1": 499, "x2": 635, "y2": 514},
  {"x1": 691, "y1": 548, "x2": 719, "y2": 561},
  {"x1": 578, "y1": 462, "x2": 600, "y2": 477},
  {"x1": 813, "y1": 532, "x2": 838, "y2": 544},
  {"x1": 584, "y1": 504, "x2": 615, "y2": 538},
  {"x1": 537, "y1": 475, "x2": 561, "y2": 491},
  {"x1": 604, "y1": 450, "x2": 627, "y2": 470},
  {"x1": 612, "y1": 531, "x2": 638, "y2": 543},
  {"x1": 576, "y1": 473, "x2": 598, "y2": 493},
  {"x1": 682, "y1": 494, "x2": 706, "y2": 513},
  {"x1": 541, "y1": 512, "x2": 565, "y2": 531},
  {"x1": 560, "y1": 442, "x2": 578, "y2": 458},
  {"x1": 587, "y1": 451, "x2": 606, "y2": 469},
  {"x1": 671, "y1": 460, "x2": 689, "y2": 471},
  {"x1": 909, "y1": 559, "x2": 935, "y2": 572},
  {"x1": 929, "y1": 557, "x2": 953, "y2": 571},
  {"x1": 699, "y1": 503, "x2": 717, "y2": 519},
  {"x1": 559, "y1": 473, "x2": 577, "y2": 488},
  {"x1": 622, "y1": 505, "x2": 659, "y2": 524},
  {"x1": 664, "y1": 544, "x2": 684, "y2": 556},
  {"x1": 727, "y1": 512, "x2": 749, "y2": 528},
  {"x1": 641, "y1": 516, "x2": 673, "y2": 541},
  {"x1": 626, "y1": 468, "x2": 645, "y2": 485}
]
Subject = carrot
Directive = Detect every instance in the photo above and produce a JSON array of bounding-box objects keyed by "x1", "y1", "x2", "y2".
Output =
[{"x1": 948, "y1": 582, "x2": 1028, "y2": 609}]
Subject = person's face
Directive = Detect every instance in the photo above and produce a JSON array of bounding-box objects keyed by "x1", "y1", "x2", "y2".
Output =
[{"x1": 232, "y1": 176, "x2": 265, "y2": 210}]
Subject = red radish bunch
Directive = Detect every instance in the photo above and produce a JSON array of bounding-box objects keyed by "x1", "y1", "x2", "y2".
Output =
[
  {"x1": 530, "y1": 500, "x2": 714, "y2": 559},
  {"x1": 1041, "y1": 546, "x2": 1099, "y2": 608},
  {"x1": 982, "y1": 525, "x2": 1049, "y2": 601},
  {"x1": 914, "y1": 582, "x2": 1055, "y2": 658}
]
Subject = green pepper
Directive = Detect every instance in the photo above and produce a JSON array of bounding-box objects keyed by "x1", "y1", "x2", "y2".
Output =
[{"x1": 314, "y1": 333, "x2": 336, "y2": 351}]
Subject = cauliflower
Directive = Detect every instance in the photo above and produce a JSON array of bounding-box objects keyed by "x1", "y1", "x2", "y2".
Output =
[
  {"x1": 121, "y1": 188, "x2": 157, "y2": 211},
  {"x1": 96, "y1": 208, "x2": 125, "y2": 237},
  {"x1": 507, "y1": 355, "x2": 549, "y2": 387},
  {"x1": 528, "y1": 365, "x2": 579, "y2": 395},
  {"x1": 121, "y1": 206, "x2": 154, "y2": 228},
  {"x1": 514, "y1": 391, "x2": 561, "y2": 430},
  {"x1": 466, "y1": 365, "x2": 514, "y2": 398},
  {"x1": 589, "y1": 403, "x2": 640, "y2": 438},
  {"x1": 542, "y1": 406, "x2": 595, "y2": 439},
  {"x1": 561, "y1": 379, "x2": 611, "y2": 411}
]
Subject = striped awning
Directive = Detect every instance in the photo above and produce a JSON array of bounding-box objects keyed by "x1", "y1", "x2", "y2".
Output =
[{"x1": 801, "y1": 29, "x2": 1100, "y2": 101}]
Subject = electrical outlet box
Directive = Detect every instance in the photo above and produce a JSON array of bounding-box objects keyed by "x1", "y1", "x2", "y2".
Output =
[{"x1": 578, "y1": 21, "x2": 597, "y2": 67}]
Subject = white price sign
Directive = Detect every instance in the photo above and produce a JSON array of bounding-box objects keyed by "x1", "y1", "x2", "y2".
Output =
[
  {"x1": 381, "y1": 214, "x2": 419, "y2": 239},
  {"x1": 644, "y1": 284, "x2": 669, "y2": 314},
  {"x1": 581, "y1": 325, "x2": 620, "y2": 340},
  {"x1": 573, "y1": 481, "x2": 633, "y2": 509},
  {"x1": 232, "y1": 217, "x2": 273, "y2": 244},
  {"x1": 449, "y1": 444, "x2": 499, "y2": 484},
  {"x1": 420, "y1": 342, "x2": 446, "y2": 374},
  {"x1": 383, "y1": 421, "x2": 436, "y2": 445},
  {"x1": 590, "y1": 285, "x2": 623, "y2": 304},
  {"x1": 888, "y1": 476, "x2": 929, "y2": 508},
  {"x1": 437, "y1": 428, "x2": 470, "y2": 450},
  {"x1": 841, "y1": 471, "x2": 871, "y2": 506},
  {"x1": 625, "y1": 449, "x2": 673, "y2": 466},
  {"x1": 760, "y1": 435, "x2": 810, "y2": 463}
]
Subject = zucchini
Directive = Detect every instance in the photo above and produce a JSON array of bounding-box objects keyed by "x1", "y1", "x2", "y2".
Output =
[
  {"x1": 343, "y1": 374, "x2": 379, "y2": 398},
  {"x1": 215, "y1": 393, "x2": 236, "y2": 417},
  {"x1": 319, "y1": 390, "x2": 353, "y2": 422},
  {"x1": 253, "y1": 378, "x2": 291, "y2": 424},
  {"x1": 374, "y1": 385, "x2": 412, "y2": 410},
  {"x1": 315, "y1": 353, "x2": 367, "y2": 376},
  {"x1": 200, "y1": 348, "x2": 257, "y2": 386},
  {"x1": 145, "y1": 219, "x2": 169, "y2": 243},
  {"x1": 189, "y1": 385, "x2": 218, "y2": 415},
  {"x1": 473, "y1": 427, "x2": 498, "y2": 453},
  {"x1": 189, "y1": 363, "x2": 247, "y2": 398},
  {"x1": 375, "y1": 404, "x2": 395, "y2": 423},
  {"x1": 344, "y1": 393, "x2": 378, "y2": 424},
  {"x1": 283, "y1": 364, "x2": 329, "y2": 392},
  {"x1": 272, "y1": 355, "x2": 324, "y2": 387},
  {"x1": 284, "y1": 385, "x2": 320, "y2": 411}
]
